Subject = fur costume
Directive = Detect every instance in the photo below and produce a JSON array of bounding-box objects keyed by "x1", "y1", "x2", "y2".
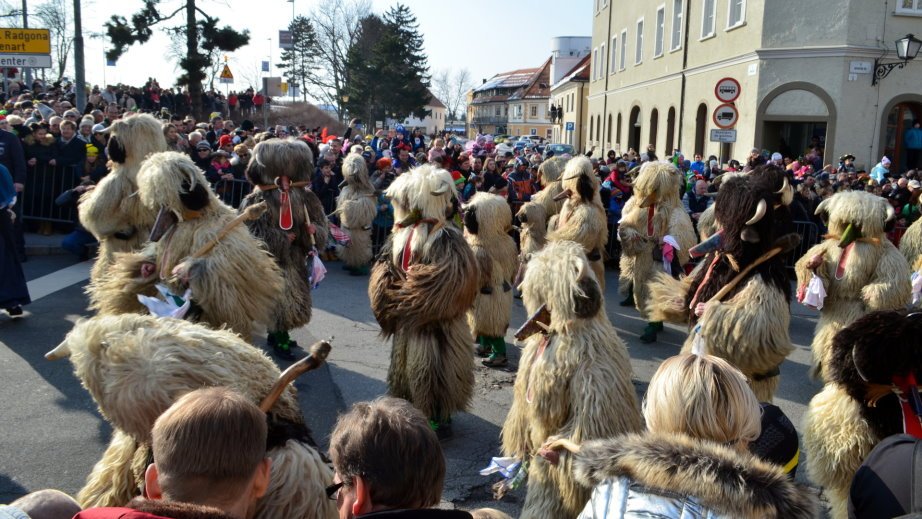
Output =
[
  {"x1": 899, "y1": 215, "x2": 922, "y2": 267},
  {"x1": 336, "y1": 153, "x2": 376, "y2": 273},
  {"x1": 802, "y1": 311, "x2": 922, "y2": 519},
  {"x1": 464, "y1": 192, "x2": 518, "y2": 364},
  {"x1": 646, "y1": 174, "x2": 794, "y2": 401},
  {"x1": 501, "y1": 240, "x2": 642, "y2": 518},
  {"x1": 79, "y1": 114, "x2": 167, "y2": 288},
  {"x1": 516, "y1": 201, "x2": 547, "y2": 257},
  {"x1": 240, "y1": 138, "x2": 329, "y2": 353},
  {"x1": 47, "y1": 314, "x2": 336, "y2": 519},
  {"x1": 532, "y1": 156, "x2": 566, "y2": 219},
  {"x1": 572, "y1": 432, "x2": 818, "y2": 518},
  {"x1": 90, "y1": 152, "x2": 283, "y2": 338},
  {"x1": 548, "y1": 156, "x2": 609, "y2": 290},
  {"x1": 617, "y1": 161, "x2": 696, "y2": 341},
  {"x1": 795, "y1": 190, "x2": 911, "y2": 381},
  {"x1": 368, "y1": 164, "x2": 479, "y2": 431}
]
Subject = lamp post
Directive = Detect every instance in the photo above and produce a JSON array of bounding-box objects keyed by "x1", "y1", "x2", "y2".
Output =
[{"x1": 872, "y1": 33, "x2": 922, "y2": 85}]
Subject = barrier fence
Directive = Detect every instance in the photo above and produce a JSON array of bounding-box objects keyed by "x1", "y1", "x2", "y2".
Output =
[{"x1": 21, "y1": 163, "x2": 81, "y2": 224}]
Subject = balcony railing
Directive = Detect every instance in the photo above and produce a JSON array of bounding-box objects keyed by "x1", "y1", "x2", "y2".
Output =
[{"x1": 471, "y1": 116, "x2": 507, "y2": 125}]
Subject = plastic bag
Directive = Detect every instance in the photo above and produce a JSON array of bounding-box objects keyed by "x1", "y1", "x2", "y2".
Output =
[
  {"x1": 308, "y1": 249, "x2": 327, "y2": 289},
  {"x1": 801, "y1": 273, "x2": 827, "y2": 310},
  {"x1": 138, "y1": 284, "x2": 192, "y2": 319},
  {"x1": 912, "y1": 271, "x2": 922, "y2": 306}
]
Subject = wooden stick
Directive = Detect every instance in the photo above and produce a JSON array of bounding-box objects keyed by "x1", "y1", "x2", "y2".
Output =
[
  {"x1": 189, "y1": 202, "x2": 267, "y2": 260},
  {"x1": 707, "y1": 247, "x2": 783, "y2": 303},
  {"x1": 259, "y1": 339, "x2": 332, "y2": 413}
]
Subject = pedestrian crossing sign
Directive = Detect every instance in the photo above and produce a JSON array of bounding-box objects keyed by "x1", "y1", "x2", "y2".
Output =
[{"x1": 219, "y1": 64, "x2": 234, "y2": 84}]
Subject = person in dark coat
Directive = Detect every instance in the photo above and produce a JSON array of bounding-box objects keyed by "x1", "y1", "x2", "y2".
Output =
[
  {"x1": 54, "y1": 120, "x2": 87, "y2": 169},
  {"x1": 312, "y1": 159, "x2": 340, "y2": 216},
  {"x1": 0, "y1": 120, "x2": 27, "y2": 262},
  {"x1": 849, "y1": 434, "x2": 922, "y2": 519},
  {"x1": 0, "y1": 164, "x2": 30, "y2": 316}
]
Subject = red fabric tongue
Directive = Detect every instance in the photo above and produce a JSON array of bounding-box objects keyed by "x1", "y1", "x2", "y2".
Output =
[
  {"x1": 893, "y1": 373, "x2": 922, "y2": 439},
  {"x1": 279, "y1": 191, "x2": 293, "y2": 230},
  {"x1": 400, "y1": 225, "x2": 416, "y2": 272},
  {"x1": 835, "y1": 241, "x2": 854, "y2": 279},
  {"x1": 646, "y1": 206, "x2": 655, "y2": 237}
]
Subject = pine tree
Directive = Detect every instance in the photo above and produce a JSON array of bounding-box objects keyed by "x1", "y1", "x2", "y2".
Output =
[
  {"x1": 343, "y1": 15, "x2": 386, "y2": 125},
  {"x1": 378, "y1": 3, "x2": 430, "y2": 121},
  {"x1": 277, "y1": 16, "x2": 318, "y2": 102}
]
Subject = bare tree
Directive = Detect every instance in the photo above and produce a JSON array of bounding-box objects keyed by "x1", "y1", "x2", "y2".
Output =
[
  {"x1": 308, "y1": 0, "x2": 370, "y2": 120},
  {"x1": 432, "y1": 67, "x2": 473, "y2": 131},
  {"x1": 34, "y1": 0, "x2": 72, "y2": 81},
  {"x1": 234, "y1": 58, "x2": 264, "y2": 92}
]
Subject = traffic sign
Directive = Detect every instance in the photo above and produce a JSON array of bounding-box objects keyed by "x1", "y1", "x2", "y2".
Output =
[
  {"x1": 219, "y1": 64, "x2": 234, "y2": 84},
  {"x1": 279, "y1": 30, "x2": 293, "y2": 50},
  {"x1": 712, "y1": 103, "x2": 739, "y2": 129},
  {"x1": 714, "y1": 77, "x2": 741, "y2": 103},
  {"x1": 709, "y1": 129, "x2": 737, "y2": 143},
  {"x1": 0, "y1": 28, "x2": 50, "y2": 55},
  {"x1": 565, "y1": 121, "x2": 575, "y2": 131}
]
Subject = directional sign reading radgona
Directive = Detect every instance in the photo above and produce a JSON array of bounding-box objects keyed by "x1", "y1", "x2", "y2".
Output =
[{"x1": 0, "y1": 29, "x2": 51, "y2": 54}]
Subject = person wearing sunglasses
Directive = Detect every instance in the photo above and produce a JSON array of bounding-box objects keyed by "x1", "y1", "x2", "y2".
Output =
[{"x1": 327, "y1": 397, "x2": 473, "y2": 519}]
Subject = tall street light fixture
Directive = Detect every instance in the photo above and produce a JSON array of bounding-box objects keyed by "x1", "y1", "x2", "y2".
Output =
[{"x1": 872, "y1": 33, "x2": 922, "y2": 85}]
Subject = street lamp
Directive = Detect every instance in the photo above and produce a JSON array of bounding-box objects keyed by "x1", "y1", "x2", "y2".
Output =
[{"x1": 872, "y1": 33, "x2": 922, "y2": 85}]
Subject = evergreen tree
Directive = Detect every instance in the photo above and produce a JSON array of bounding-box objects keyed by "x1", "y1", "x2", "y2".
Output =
[
  {"x1": 105, "y1": 0, "x2": 249, "y2": 119},
  {"x1": 343, "y1": 15, "x2": 386, "y2": 125},
  {"x1": 277, "y1": 16, "x2": 318, "y2": 102}
]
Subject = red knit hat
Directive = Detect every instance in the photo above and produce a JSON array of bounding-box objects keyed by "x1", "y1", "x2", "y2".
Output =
[
  {"x1": 451, "y1": 170, "x2": 465, "y2": 187},
  {"x1": 218, "y1": 134, "x2": 232, "y2": 147}
]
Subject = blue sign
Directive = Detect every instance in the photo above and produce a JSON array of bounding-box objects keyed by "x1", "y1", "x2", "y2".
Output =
[
  {"x1": 261, "y1": 61, "x2": 270, "y2": 72},
  {"x1": 565, "y1": 121, "x2": 575, "y2": 131}
]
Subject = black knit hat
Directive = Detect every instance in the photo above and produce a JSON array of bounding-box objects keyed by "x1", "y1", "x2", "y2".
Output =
[{"x1": 749, "y1": 403, "x2": 799, "y2": 478}]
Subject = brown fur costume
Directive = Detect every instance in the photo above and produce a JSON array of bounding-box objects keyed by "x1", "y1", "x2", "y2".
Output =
[
  {"x1": 368, "y1": 164, "x2": 479, "y2": 424},
  {"x1": 47, "y1": 314, "x2": 336, "y2": 519},
  {"x1": 464, "y1": 193, "x2": 518, "y2": 349},
  {"x1": 617, "y1": 161, "x2": 696, "y2": 318},
  {"x1": 79, "y1": 114, "x2": 167, "y2": 288},
  {"x1": 572, "y1": 432, "x2": 818, "y2": 518},
  {"x1": 795, "y1": 190, "x2": 911, "y2": 381},
  {"x1": 647, "y1": 174, "x2": 794, "y2": 401},
  {"x1": 90, "y1": 152, "x2": 283, "y2": 338},
  {"x1": 548, "y1": 156, "x2": 609, "y2": 290},
  {"x1": 516, "y1": 201, "x2": 548, "y2": 257},
  {"x1": 532, "y1": 156, "x2": 566, "y2": 219},
  {"x1": 239, "y1": 138, "x2": 328, "y2": 334},
  {"x1": 802, "y1": 311, "x2": 922, "y2": 519},
  {"x1": 336, "y1": 153, "x2": 377, "y2": 271},
  {"x1": 502, "y1": 240, "x2": 642, "y2": 518},
  {"x1": 899, "y1": 215, "x2": 922, "y2": 268}
]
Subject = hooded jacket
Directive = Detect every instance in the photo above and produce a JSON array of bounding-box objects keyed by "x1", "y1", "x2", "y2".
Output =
[{"x1": 573, "y1": 432, "x2": 818, "y2": 519}]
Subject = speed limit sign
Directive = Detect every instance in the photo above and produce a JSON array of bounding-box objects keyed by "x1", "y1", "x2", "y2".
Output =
[{"x1": 712, "y1": 103, "x2": 739, "y2": 129}]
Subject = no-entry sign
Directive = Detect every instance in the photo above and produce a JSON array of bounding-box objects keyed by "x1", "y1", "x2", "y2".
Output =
[
  {"x1": 714, "y1": 77, "x2": 741, "y2": 103},
  {"x1": 712, "y1": 103, "x2": 739, "y2": 129}
]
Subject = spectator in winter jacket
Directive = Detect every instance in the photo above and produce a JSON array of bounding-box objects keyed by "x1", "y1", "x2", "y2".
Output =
[
  {"x1": 54, "y1": 120, "x2": 87, "y2": 168},
  {"x1": 507, "y1": 159, "x2": 535, "y2": 207},
  {"x1": 312, "y1": 159, "x2": 340, "y2": 215}
]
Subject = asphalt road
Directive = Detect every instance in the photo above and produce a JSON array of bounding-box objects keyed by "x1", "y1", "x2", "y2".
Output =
[{"x1": 0, "y1": 251, "x2": 824, "y2": 515}]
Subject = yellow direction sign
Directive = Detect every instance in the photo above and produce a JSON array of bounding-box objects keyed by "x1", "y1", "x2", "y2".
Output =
[
  {"x1": 0, "y1": 28, "x2": 50, "y2": 54},
  {"x1": 219, "y1": 64, "x2": 234, "y2": 84}
]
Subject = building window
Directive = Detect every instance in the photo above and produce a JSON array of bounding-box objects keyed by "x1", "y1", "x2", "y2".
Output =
[
  {"x1": 616, "y1": 112, "x2": 623, "y2": 145},
  {"x1": 530, "y1": 105, "x2": 537, "y2": 117},
  {"x1": 600, "y1": 43, "x2": 607, "y2": 76},
  {"x1": 495, "y1": 106, "x2": 500, "y2": 116},
  {"x1": 654, "y1": 6, "x2": 665, "y2": 57},
  {"x1": 610, "y1": 36, "x2": 618, "y2": 73},
  {"x1": 620, "y1": 29, "x2": 627, "y2": 70},
  {"x1": 589, "y1": 114, "x2": 594, "y2": 140},
  {"x1": 727, "y1": 0, "x2": 745, "y2": 28},
  {"x1": 607, "y1": 114, "x2": 612, "y2": 145},
  {"x1": 702, "y1": 0, "x2": 717, "y2": 37},
  {"x1": 592, "y1": 48, "x2": 598, "y2": 80},
  {"x1": 671, "y1": 0, "x2": 683, "y2": 50},
  {"x1": 635, "y1": 18, "x2": 644, "y2": 64},
  {"x1": 897, "y1": 0, "x2": 922, "y2": 13}
]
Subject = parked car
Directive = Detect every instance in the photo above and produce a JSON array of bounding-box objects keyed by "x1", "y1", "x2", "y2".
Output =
[{"x1": 544, "y1": 143, "x2": 575, "y2": 157}]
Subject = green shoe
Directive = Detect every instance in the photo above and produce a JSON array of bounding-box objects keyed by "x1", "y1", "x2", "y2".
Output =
[{"x1": 474, "y1": 336, "x2": 491, "y2": 357}]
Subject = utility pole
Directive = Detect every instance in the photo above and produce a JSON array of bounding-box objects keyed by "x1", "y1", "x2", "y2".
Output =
[
  {"x1": 73, "y1": 0, "x2": 85, "y2": 111},
  {"x1": 21, "y1": 0, "x2": 31, "y2": 87}
]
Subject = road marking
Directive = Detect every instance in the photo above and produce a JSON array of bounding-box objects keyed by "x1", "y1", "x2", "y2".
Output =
[{"x1": 27, "y1": 261, "x2": 92, "y2": 301}]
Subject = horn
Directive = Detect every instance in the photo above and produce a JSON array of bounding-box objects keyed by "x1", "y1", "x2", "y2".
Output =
[
  {"x1": 430, "y1": 184, "x2": 450, "y2": 196},
  {"x1": 45, "y1": 341, "x2": 72, "y2": 361},
  {"x1": 886, "y1": 203, "x2": 896, "y2": 222},
  {"x1": 775, "y1": 176, "x2": 790, "y2": 195},
  {"x1": 814, "y1": 198, "x2": 829, "y2": 217},
  {"x1": 745, "y1": 199, "x2": 768, "y2": 225}
]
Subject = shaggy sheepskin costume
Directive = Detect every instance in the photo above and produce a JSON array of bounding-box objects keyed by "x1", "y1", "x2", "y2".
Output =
[
  {"x1": 646, "y1": 174, "x2": 794, "y2": 402},
  {"x1": 548, "y1": 156, "x2": 608, "y2": 290},
  {"x1": 516, "y1": 200, "x2": 548, "y2": 257},
  {"x1": 802, "y1": 311, "x2": 922, "y2": 519},
  {"x1": 502, "y1": 240, "x2": 642, "y2": 518},
  {"x1": 240, "y1": 138, "x2": 329, "y2": 358},
  {"x1": 47, "y1": 314, "x2": 336, "y2": 519},
  {"x1": 79, "y1": 114, "x2": 167, "y2": 288},
  {"x1": 368, "y1": 164, "x2": 479, "y2": 435},
  {"x1": 617, "y1": 161, "x2": 696, "y2": 342},
  {"x1": 795, "y1": 190, "x2": 911, "y2": 381},
  {"x1": 572, "y1": 432, "x2": 818, "y2": 518},
  {"x1": 336, "y1": 153, "x2": 377, "y2": 275},
  {"x1": 532, "y1": 156, "x2": 566, "y2": 219},
  {"x1": 899, "y1": 215, "x2": 922, "y2": 267},
  {"x1": 464, "y1": 192, "x2": 518, "y2": 366},
  {"x1": 91, "y1": 151, "x2": 283, "y2": 338}
]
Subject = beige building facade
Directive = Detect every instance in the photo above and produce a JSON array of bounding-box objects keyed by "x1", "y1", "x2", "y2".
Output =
[
  {"x1": 550, "y1": 53, "x2": 590, "y2": 150},
  {"x1": 589, "y1": 0, "x2": 922, "y2": 171}
]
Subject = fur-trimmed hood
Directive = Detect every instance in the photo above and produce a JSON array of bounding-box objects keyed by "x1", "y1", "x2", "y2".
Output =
[{"x1": 572, "y1": 432, "x2": 818, "y2": 519}]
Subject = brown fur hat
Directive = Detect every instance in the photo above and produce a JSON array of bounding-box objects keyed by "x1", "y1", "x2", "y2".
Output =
[{"x1": 246, "y1": 137, "x2": 314, "y2": 185}]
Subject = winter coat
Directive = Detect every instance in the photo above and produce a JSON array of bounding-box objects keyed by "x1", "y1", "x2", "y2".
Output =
[
  {"x1": 574, "y1": 433, "x2": 818, "y2": 519},
  {"x1": 56, "y1": 136, "x2": 87, "y2": 168},
  {"x1": 74, "y1": 497, "x2": 236, "y2": 519},
  {"x1": 905, "y1": 127, "x2": 922, "y2": 150}
]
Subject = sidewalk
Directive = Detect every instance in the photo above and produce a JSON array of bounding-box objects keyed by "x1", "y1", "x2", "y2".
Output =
[{"x1": 23, "y1": 232, "x2": 73, "y2": 257}]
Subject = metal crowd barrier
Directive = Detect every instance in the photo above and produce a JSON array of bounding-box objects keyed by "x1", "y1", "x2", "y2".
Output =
[
  {"x1": 212, "y1": 178, "x2": 253, "y2": 209},
  {"x1": 789, "y1": 220, "x2": 820, "y2": 268},
  {"x1": 21, "y1": 163, "x2": 82, "y2": 224}
]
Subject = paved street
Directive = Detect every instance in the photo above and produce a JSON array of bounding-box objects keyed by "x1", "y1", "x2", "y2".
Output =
[{"x1": 0, "y1": 244, "x2": 824, "y2": 515}]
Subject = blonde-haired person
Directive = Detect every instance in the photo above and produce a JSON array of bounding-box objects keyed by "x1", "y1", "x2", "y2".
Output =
[
  {"x1": 469, "y1": 508, "x2": 512, "y2": 519},
  {"x1": 544, "y1": 354, "x2": 818, "y2": 519}
]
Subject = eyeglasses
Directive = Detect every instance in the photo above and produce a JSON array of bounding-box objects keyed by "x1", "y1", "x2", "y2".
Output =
[{"x1": 325, "y1": 481, "x2": 344, "y2": 500}]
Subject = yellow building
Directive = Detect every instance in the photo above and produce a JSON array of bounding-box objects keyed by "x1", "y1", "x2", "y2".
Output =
[{"x1": 589, "y1": 0, "x2": 922, "y2": 170}]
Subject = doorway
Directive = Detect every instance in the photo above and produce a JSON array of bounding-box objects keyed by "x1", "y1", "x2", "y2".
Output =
[
  {"x1": 761, "y1": 121, "x2": 826, "y2": 161},
  {"x1": 694, "y1": 104, "x2": 707, "y2": 156},
  {"x1": 628, "y1": 106, "x2": 641, "y2": 152},
  {"x1": 884, "y1": 102, "x2": 922, "y2": 172}
]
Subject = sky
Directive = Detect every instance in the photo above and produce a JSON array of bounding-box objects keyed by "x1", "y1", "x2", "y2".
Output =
[{"x1": 70, "y1": 0, "x2": 590, "y2": 99}]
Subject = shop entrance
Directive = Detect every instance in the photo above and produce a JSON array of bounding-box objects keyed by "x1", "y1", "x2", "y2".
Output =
[
  {"x1": 761, "y1": 121, "x2": 827, "y2": 161},
  {"x1": 883, "y1": 102, "x2": 922, "y2": 172}
]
